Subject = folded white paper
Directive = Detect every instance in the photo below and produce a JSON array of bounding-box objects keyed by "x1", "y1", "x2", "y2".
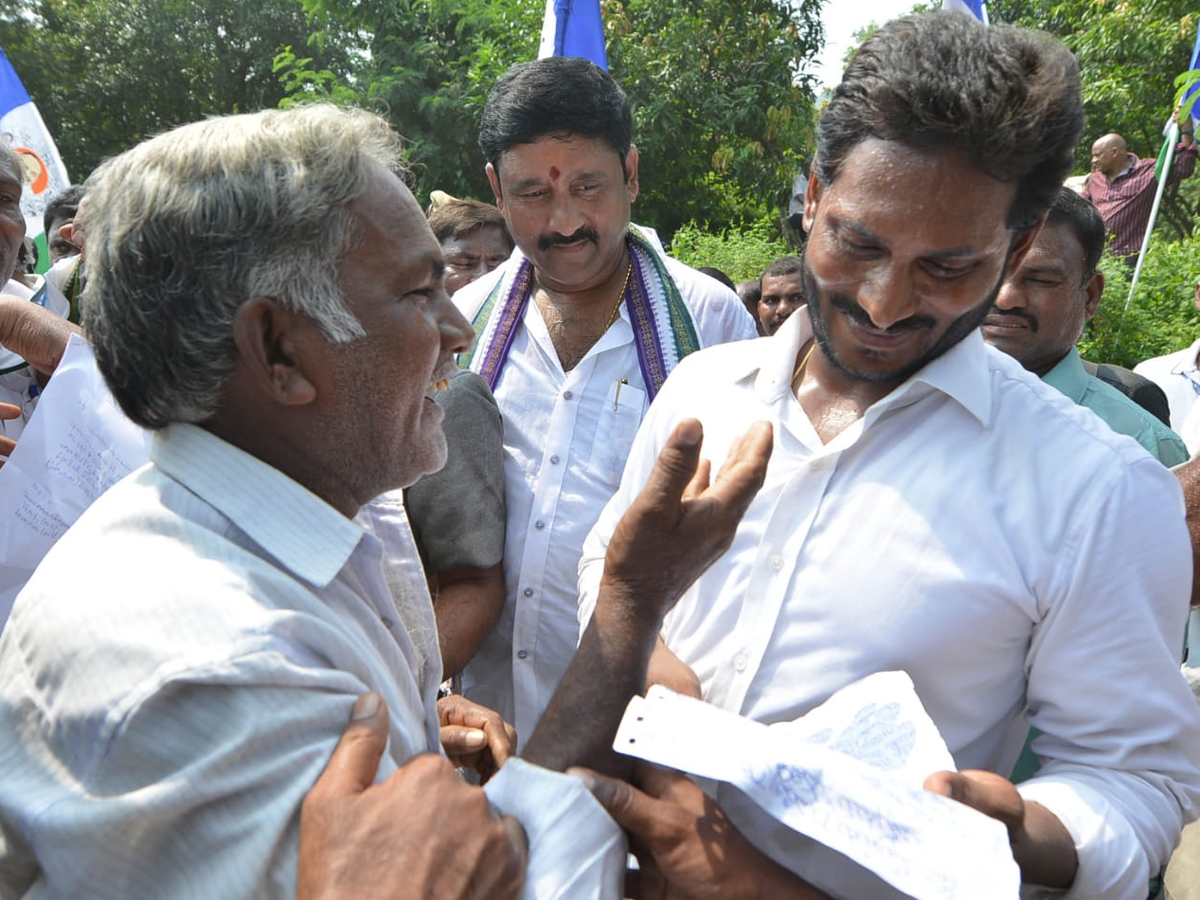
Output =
[
  {"x1": 484, "y1": 757, "x2": 626, "y2": 900},
  {"x1": 613, "y1": 674, "x2": 1019, "y2": 900},
  {"x1": 0, "y1": 334, "x2": 149, "y2": 628}
]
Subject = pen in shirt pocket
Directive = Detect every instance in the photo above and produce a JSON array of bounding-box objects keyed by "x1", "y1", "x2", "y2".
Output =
[{"x1": 613, "y1": 378, "x2": 628, "y2": 411}]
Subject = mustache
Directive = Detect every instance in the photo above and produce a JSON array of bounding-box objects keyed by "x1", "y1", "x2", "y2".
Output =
[
  {"x1": 828, "y1": 292, "x2": 936, "y2": 333},
  {"x1": 986, "y1": 308, "x2": 1039, "y2": 332},
  {"x1": 539, "y1": 227, "x2": 600, "y2": 252}
]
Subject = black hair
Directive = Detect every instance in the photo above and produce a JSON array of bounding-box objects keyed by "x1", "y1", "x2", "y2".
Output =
[
  {"x1": 479, "y1": 57, "x2": 632, "y2": 188},
  {"x1": 816, "y1": 12, "x2": 1083, "y2": 233}
]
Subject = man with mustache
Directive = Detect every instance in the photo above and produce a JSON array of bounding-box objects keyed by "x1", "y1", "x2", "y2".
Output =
[
  {"x1": 982, "y1": 186, "x2": 1186, "y2": 467},
  {"x1": 579, "y1": 12, "x2": 1200, "y2": 898},
  {"x1": 452, "y1": 57, "x2": 755, "y2": 746}
]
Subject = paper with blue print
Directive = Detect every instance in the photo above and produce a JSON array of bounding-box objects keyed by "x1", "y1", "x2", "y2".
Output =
[{"x1": 613, "y1": 674, "x2": 1019, "y2": 900}]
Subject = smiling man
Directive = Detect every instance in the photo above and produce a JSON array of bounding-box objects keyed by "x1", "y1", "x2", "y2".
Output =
[
  {"x1": 0, "y1": 106, "x2": 538, "y2": 898},
  {"x1": 452, "y1": 57, "x2": 755, "y2": 745},
  {"x1": 579, "y1": 12, "x2": 1200, "y2": 899},
  {"x1": 983, "y1": 187, "x2": 1186, "y2": 466}
]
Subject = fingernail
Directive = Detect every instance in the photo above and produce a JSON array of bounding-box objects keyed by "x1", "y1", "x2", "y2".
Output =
[
  {"x1": 351, "y1": 692, "x2": 381, "y2": 721},
  {"x1": 677, "y1": 419, "x2": 702, "y2": 447},
  {"x1": 566, "y1": 767, "x2": 597, "y2": 791},
  {"x1": 463, "y1": 728, "x2": 487, "y2": 748}
]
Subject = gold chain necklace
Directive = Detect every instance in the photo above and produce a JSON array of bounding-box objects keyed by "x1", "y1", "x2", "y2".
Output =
[
  {"x1": 791, "y1": 339, "x2": 815, "y2": 384},
  {"x1": 604, "y1": 260, "x2": 635, "y2": 330}
]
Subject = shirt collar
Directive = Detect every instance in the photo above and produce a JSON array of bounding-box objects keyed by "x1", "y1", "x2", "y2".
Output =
[
  {"x1": 753, "y1": 306, "x2": 993, "y2": 427},
  {"x1": 150, "y1": 423, "x2": 366, "y2": 588},
  {"x1": 1169, "y1": 339, "x2": 1200, "y2": 376},
  {"x1": 1041, "y1": 347, "x2": 1088, "y2": 403}
]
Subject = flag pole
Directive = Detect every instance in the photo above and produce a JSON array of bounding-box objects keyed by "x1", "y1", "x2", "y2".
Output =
[{"x1": 1123, "y1": 121, "x2": 1177, "y2": 315}]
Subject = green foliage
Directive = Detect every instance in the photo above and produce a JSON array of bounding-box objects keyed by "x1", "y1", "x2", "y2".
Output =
[
  {"x1": 285, "y1": 0, "x2": 823, "y2": 240},
  {"x1": 987, "y1": 0, "x2": 1198, "y2": 176},
  {"x1": 1079, "y1": 231, "x2": 1200, "y2": 367},
  {"x1": 604, "y1": 0, "x2": 823, "y2": 237},
  {"x1": 0, "y1": 0, "x2": 358, "y2": 180},
  {"x1": 668, "y1": 215, "x2": 795, "y2": 282}
]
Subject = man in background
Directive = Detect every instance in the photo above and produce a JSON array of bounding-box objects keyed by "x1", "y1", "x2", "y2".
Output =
[
  {"x1": 982, "y1": 186, "x2": 1187, "y2": 466},
  {"x1": 1083, "y1": 112, "x2": 1196, "y2": 259},
  {"x1": 453, "y1": 56, "x2": 754, "y2": 745}
]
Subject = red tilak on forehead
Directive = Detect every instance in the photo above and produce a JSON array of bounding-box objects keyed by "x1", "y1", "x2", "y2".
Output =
[{"x1": 549, "y1": 166, "x2": 561, "y2": 181}]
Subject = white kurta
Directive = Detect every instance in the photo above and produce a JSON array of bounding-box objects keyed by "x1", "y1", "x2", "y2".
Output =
[{"x1": 454, "y1": 236, "x2": 756, "y2": 745}]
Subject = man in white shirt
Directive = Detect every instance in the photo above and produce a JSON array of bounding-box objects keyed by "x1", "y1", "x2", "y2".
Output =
[
  {"x1": 0, "y1": 104, "x2": 532, "y2": 899},
  {"x1": 1134, "y1": 285, "x2": 1200, "y2": 455},
  {"x1": 579, "y1": 12, "x2": 1200, "y2": 899},
  {"x1": 453, "y1": 56, "x2": 756, "y2": 744}
]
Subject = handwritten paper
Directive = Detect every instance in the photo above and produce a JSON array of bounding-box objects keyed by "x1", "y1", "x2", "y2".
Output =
[
  {"x1": 613, "y1": 675, "x2": 1019, "y2": 900},
  {"x1": 0, "y1": 335, "x2": 149, "y2": 627},
  {"x1": 484, "y1": 757, "x2": 626, "y2": 899}
]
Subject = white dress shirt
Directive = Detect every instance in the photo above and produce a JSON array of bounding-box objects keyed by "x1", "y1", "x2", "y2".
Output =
[
  {"x1": 0, "y1": 423, "x2": 442, "y2": 898},
  {"x1": 579, "y1": 310, "x2": 1200, "y2": 900},
  {"x1": 1134, "y1": 339, "x2": 1200, "y2": 453},
  {"x1": 454, "y1": 236, "x2": 756, "y2": 745}
]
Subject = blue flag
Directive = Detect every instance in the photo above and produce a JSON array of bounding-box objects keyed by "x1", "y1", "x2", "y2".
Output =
[
  {"x1": 941, "y1": 0, "x2": 987, "y2": 24},
  {"x1": 0, "y1": 48, "x2": 70, "y2": 273},
  {"x1": 538, "y1": 0, "x2": 607, "y2": 70}
]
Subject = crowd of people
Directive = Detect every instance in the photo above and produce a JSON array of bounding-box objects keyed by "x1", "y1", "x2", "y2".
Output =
[{"x1": 2, "y1": 8, "x2": 1200, "y2": 900}]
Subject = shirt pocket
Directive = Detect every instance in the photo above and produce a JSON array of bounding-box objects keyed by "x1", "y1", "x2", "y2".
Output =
[{"x1": 593, "y1": 379, "x2": 647, "y2": 481}]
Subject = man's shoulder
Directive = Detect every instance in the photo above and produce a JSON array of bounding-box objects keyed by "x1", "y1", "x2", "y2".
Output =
[
  {"x1": 1134, "y1": 342, "x2": 1199, "y2": 377},
  {"x1": 1078, "y1": 372, "x2": 1189, "y2": 464},
  {"x1": 989, "y1": 350, "x2": 1157, "y2": 471},
  {"x1": 654, "y1": 254, "x2": 757, "y2": 344}
]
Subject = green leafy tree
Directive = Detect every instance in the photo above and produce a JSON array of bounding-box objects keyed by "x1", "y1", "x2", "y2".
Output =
[
  {"x1": 0, "y1": 0, "x2": 358, "y2": 180},
  {"x1": 284, "y1": 0, "x2": 822, "y2": 240}
]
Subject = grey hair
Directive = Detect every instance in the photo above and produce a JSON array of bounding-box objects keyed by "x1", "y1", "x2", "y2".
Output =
[{"x1": 81, "y1": 104, "x2": 408, "y2": 429}]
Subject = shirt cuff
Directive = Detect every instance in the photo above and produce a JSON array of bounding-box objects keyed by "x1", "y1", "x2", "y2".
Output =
[{"x1": 1017, "y1": 779, "x2": 1152, "y2": 900}]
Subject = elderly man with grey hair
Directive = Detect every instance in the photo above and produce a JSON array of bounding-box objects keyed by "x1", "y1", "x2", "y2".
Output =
[{"x1": 0, "y1": 105, "x2": 532, "y2": 899}]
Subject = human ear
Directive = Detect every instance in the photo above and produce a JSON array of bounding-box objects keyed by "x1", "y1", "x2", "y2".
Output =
[
  {"x1": 1082, "y1": 271, "x2": 1104, "y2": 321},
  {"x1": 625, "y1": 145, "x2": 640, "y2": 202},
  {"x1": 486, "y1": 163, "x2": 503, "y2": 209},
  {"x1": 232, "y1": 298, "x2": 317, "y2": 406},
  {"x1": 802, "y1": 166, "x2": 822, "y2": 234}
]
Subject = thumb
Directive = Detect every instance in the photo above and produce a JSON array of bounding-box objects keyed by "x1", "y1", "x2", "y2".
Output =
[
  {"x1": 638, "y1": 419, "x2": 705, "y2": 514},
  {"x1": 317, "y1": 692, "x2": 391, "y2": 795},
  {"x1": 568, "y1": 766, "x2": 658, "y2": 834},
  {"x1": 924, "y1": 769, "x2": 1023, "y2": 830}
]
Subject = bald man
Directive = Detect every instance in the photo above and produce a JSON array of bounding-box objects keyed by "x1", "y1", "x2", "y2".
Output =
[{"x1": 1082, "y1": 112, "x2": 1196, "y2": 258}]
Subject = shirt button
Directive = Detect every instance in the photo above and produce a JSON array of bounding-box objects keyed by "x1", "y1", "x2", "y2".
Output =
[
  {"x1": 549, "y1": 454, "x2": 560, "y2": 465},
  {"x1": 563, "y1": 390, "x2": 573, "y2": 400},
  {"x1": 535, "y1": 520, "x2": 546, "y2": 530},
  {"x1": 517, "y1": 650, "x2": 529, "y2": 660},
  {"x1": 770, "y1": 555, "x2": 784, "y2": 571},
  {"x1": 809, "y1": 458, "x2": 827, "y2": 473},
  {"x1": 380, "y1": 616, "x2": 394, "y2": 629},
  {"x1": 523, "y1": 587, "x2": 534, "y2": 597},
  {"x1": 733, "y1": 652, "x2": 748, "y2": 672}
]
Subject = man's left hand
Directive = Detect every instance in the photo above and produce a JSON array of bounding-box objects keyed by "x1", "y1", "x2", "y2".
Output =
[
  {"x1": 924, "y1": 769, "x2": 1077, "y2": 889},
  {"x1": 438, "y1": 693, "x2": 516, "y2": 783}
]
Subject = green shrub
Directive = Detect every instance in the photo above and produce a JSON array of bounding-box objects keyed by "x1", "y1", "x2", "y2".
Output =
[
  {"x1": 668, "y1": 215, "x2": 796, "y2": 283},
  {"x1": 1080, "y1": 230, "x2": 1200, "y2": 368}
]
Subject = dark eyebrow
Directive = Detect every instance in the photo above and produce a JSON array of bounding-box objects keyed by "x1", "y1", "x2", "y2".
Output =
[
  {"x1": 1021, "y1": 264, "x2": 1069, "y2": 278},
  {"x1": 835, "y1": 217, "x2": 978, "y2": 259}
]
